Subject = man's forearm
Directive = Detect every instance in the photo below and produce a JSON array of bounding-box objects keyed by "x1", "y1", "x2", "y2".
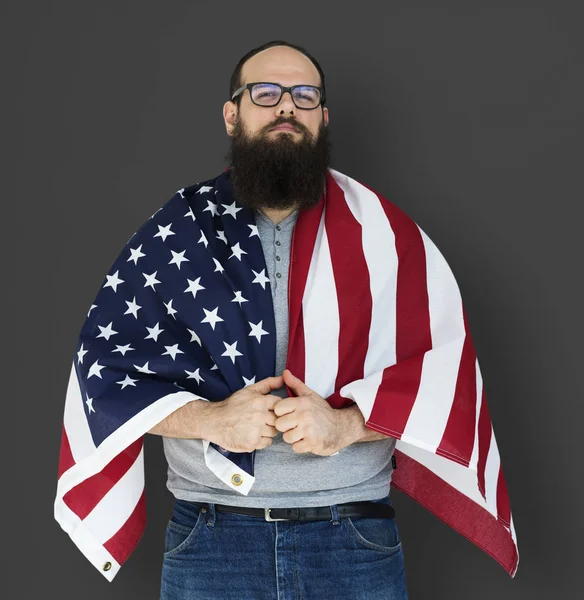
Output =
[
  {"x1": 342, "y1": 403, "x2": 392, "y2": 445},
  {"x1": 147, "y1": 399, "x2": 213, "y2": 439}
]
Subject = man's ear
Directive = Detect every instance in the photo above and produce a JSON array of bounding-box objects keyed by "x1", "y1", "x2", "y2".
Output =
[{"x1": 223, "y1": 101, "x2": 237, "y2": 136}]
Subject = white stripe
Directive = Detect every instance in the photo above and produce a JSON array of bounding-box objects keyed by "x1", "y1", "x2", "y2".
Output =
[
  {"x1": 402, "y1": 226, "x2": 466, "y2": 451},
  {"x1": 63, "y1": 361, "x2": 96, "y2": 462},
  {"x1": 202, "y1": 440, "x2": 255, "y2": 494},
  {"x1": 469, "y1": 358, "x2": 484, "y2": 472},
  {"x1": 484, "y1": 429, "x2": 501, "y2": 518},
  {"x1": 83, "y1": 446, "x2": 145, "y2": 544},
  {"x1": 302, "y1": 211, "x2": 340, "y2": 399}
]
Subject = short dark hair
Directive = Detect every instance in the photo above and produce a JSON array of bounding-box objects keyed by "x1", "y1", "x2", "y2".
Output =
[{"x1": 229, "y1": 40, "x2": 326, "y2": 110}]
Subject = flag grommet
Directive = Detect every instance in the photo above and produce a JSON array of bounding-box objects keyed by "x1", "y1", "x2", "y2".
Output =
[
  {"x1": 231, "y1": 474, "x2": 243, "y2": 486},
  {"x1": 102, "y1": 562, "x2": 112, "y2": 572}
]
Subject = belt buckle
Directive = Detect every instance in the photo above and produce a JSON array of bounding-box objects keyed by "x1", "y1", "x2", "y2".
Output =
[{"x1": 264, "y1": 508, "x2": 289, "y2": 522}]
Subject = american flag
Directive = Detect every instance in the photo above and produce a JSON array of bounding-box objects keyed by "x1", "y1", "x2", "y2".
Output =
[{"x1": 55, "y1": 166, "x2": 519, "y2": 580}]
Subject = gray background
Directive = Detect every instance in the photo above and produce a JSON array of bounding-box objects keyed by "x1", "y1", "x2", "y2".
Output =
[{"x1": 6, "y1": 0, "x2": 583, "y2": 598}]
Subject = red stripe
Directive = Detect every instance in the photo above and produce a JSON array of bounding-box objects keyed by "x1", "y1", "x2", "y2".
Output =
[
  {"x1": 368, "y1": 194, "x2": 430, "y2": 433},
  {"x1": 477, "y1": 388, "x2": 492, "y2": 500},
  {"x1": 325, "y1": 180, "x2": 370, "y2": 394},
  {"x1": 392, "y1": 449, "x2": 518, "y2": 577},
  {"x1": 104, "y1": 490, "x2": 147, "y2": 565},
  {"x1": 63, "y1": 438, "x2": 143, "y2": 520},
  {"x1": 496, "y1": 464, "x2": 512, "y2": 527},
  {"x1": 58, "y1": 425, "x2": 76, "y2": 478},
  {"x1": 437, "y1": 309, "x2": 477, "y2": 465}
]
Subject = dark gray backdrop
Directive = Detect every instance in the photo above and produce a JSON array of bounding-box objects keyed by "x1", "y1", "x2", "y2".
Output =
[{"x1": 6, "y1": 1, "x2": 583, "y2": 598}]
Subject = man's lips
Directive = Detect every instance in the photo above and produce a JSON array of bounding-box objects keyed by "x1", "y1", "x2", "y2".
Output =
[{"x1": 271, "y1": 124, "x2": 299, "y2": 131}]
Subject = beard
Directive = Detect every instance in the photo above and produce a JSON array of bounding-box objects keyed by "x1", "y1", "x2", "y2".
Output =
[{"x1": 224, "y1": 112, "x2": 332, "y2": 212}]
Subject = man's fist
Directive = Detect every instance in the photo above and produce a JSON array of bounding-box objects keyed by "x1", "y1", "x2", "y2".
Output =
[{"x1": 273, "y1": 369, "x2": 347, "y2": 456}]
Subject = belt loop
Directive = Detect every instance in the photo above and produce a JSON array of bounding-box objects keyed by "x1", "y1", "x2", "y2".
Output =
[
  {"x1": 329, "y1": 503, "x2": 340, "y2": 526},
  {"x1": 205, "y1": 502, "x2": 216, "y2": 527}
]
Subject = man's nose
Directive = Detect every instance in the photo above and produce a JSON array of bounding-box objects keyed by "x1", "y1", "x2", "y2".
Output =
[{"x1": 274, "y1": 90, "x2": 296, "y2": 115}]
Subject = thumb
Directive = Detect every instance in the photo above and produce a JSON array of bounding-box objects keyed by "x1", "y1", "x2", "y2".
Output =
[
  {"x1": 283, "y1": 369, "x2": 312, "y2": 396},
  {"x1": 251, "y1": 375, "x2": 284, "y2": 395}
]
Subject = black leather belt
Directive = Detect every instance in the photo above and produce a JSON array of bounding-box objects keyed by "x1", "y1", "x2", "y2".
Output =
[{"x1": 189, "y1": 500, "x2": 395, "y2": 522}]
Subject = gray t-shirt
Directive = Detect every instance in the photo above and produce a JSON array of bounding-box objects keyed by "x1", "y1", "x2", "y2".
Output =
[{"x1": 162, "y1": 206, "x2": 396, "y2": 507}]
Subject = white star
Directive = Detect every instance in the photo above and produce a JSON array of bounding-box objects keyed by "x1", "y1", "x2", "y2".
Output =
[
  {"x1": 249, "y1": 320, "x2": 269, "y2": 343},
  {"x1": 229, "y1": 242, "x2": 247, "y2": 261},
  {"x1": 197, "y1": 185, "x2": 214, "y2": 195},
  {"x1": 127, "y1": 245, "x2": 146, "y2": 265},
  {"x1": 145, "y1": 322, "x2": 164, "y2": 341},
  {"x1": 162, "y1": 344, "x2": 184, "y2": 361},
  {"x1": 77, "y1": 343, "x2": 88, "y2": 364},
  {"x1": 202, "y1": 199, "x2": 219, "y2": 217},
  {"x1": 143, "y1": 271, "x2": 161, "y2": 290},
  {"x1": 177, "y1": 187, "x2": 185, "y2": 198},
  {"x1": 248, "y1": 224, "x2": 259, "y2": 238},
  {"x1": 103, "y1": 270, "x2": 124, "y2": 292},
  {"x1": 124, "y1": 296, "x2": 141, "y2": 319},
  {"x1": 96, "y1": 321, "x2": 118, "y2": 340},
  {"x1": 173, "y1": 381, "x2": 186, "y2": 390},
  {"x1": 86, "y1": 394, "x2": 95, "y2": 414},
  {"x1": 169, "y1": 249, "x2": 189, "y2": 269},
  {"x1": 232, "y1": 290, "x2": 248, "y2": 305},
  {"x1": 221, "y1": 201, "x2": 243, "y2": 219},
  {"x1": 221, "y1": 341, "x2": 243, "y2": 364},
  {"x1": 117, "y1": 374, "x2": 138, "y2": 389},
  {"x1": 216, "y1": 230, "x2": 228, "y2": 244},
  {"x1": 87, "y1": 304, "x2": 97, "y2": 317},
  {"x1": 184, "y1": 277, "x2": 205, "y2": 299},
  {"x1": 242, "y1": 375, "x2": 256, "y2": 386},
  {"x1": 87, "y1": 359, "x2": 106, "y2": 379},
  {"x1": 113, "y1": 343, "x2": 134, "y2": 355},
  {"x1": 210, "y1": 359, "x2": 218, "y2": 370},
  {"x1": 187, "y1": 328, "x2": 202, "y2": 346},
  {"x1": 164, "y1": 299, "x2": 178, "y2": 319},
  {"x1": 213, "y1": 257, "x2": 225, "y2": 274},
  {"x1": 150, "y1": 207, "x2": 164, "y2": 219},
  {"x1": 252, "y1": 268, "x2": 270, "y2": 289},
  {"x1": 154, "y1": 223, "x2": 175, "y2": 242},
  {"x1": 185, "y1": 367, "x2": 205, "y2": 385},
  {"x1": 201, "y1": 307, "x2": 224, "y2": 330},
  {"x1": 135, "y1": 361, "x2": 156, "y2": 374},
  {"x1": 198, "y1": 230, "x2": 209, "y2": 248},
  {"x1": 184, "y1": 207, "x2": 196, "y2": 221}
]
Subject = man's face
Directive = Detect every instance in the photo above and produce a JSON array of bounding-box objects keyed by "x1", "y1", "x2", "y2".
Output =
[{"x1": 223, "y1": 46, "x2": 331, "y2": 212}]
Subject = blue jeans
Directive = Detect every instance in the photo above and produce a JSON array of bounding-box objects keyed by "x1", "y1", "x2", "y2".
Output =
[{"x1": 160, "y1": 494, "x2": 408, "y2": 600}]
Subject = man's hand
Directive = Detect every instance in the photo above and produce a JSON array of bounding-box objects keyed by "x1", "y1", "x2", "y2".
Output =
[
  {"x1": 203, "y1": 375, "x2": 283, "y2": 453},
  {"x1": 274, "y1": 369, "x2": 357, "y2": 455}
]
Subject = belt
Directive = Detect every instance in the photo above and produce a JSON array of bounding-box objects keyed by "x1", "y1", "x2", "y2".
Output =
[{"x1": 189, "y1": 500, "x2": 395, "y2": 522}]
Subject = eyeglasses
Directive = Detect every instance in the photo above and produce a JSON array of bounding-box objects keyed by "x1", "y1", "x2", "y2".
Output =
[{"x1": 230, "y1": 82, "x2": 325, "y2": 110}]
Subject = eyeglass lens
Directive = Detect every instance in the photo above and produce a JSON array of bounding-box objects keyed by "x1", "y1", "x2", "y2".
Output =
[{"x1": 251, "y1": 83, "x2": 320, "y2": 108}]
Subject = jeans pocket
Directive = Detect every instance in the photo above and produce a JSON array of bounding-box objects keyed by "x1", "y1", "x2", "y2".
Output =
[
  {"x1": 344, "y1": 516, "x2": 402, "y2": 555},
  {"x1": 164, "y1": 501, "x2": 206, "y2": 557}
]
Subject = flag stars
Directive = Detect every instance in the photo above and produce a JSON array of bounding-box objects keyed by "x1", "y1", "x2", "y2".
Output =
[
  {"x1": 96, "y1": 321, "x2": 118, "y2": 340},
  {"x1": 77, "y1": 343, "x2": 88, "y2": 364},
  {"x1": 143, "y1": 271, "x2": 161, "y2": 290},
  {"x1": 162, "y1": 344, "x2": 184, "y2": 361},
  {"x1": 229, "y1": 242, "x2": 247, "y2": 261},
  {"x1": 184, "y1": 207, "x2": 196, "y2": 221},
  {"x1": 169, "y1": 249, "x2": 189, "y2": 269},
  {"x1": 248, "y1": 224, "x2": 259, "y2": 238},
  {"x1": 242, "y1": 375, "x2": 256, "y2": 386},
  {"x1": 187, "y1": 328, "x2": 202, "y2": 346},
  {"x1": 221, "y1": 341, "x2": 243, "y2": 364},
  {"x1": 134, "y1": 361, "x2": 156, "y2": 374},
  {"x1": 103, "y1": 270, "x2": 124, "y2": 292},
  {"x1": 248, "y1": 320, "x2": 269, "y2": 343},
  {"x1": 213, "y1": 258, "x2": 225, "y2": 274},
  {"x1": 154, "y1": 223, "x2": 175, "y2": 242},
  {"x1": 221, "y1": 201, "x2": 243, "y2": 219},
  {"x1": 216, "y1": 230, "x2": 228, "y2": 244},
  {"x1": 201, "y1": 307, "x2": 224, "y2": 330},
  {"x1": 87, "y1": 360, "x2": 106, "y2": 379},
  {"x1": 124, "y1": 297, "x2": 141, "y2": 319},
  {"x1": 232, "y1": 291, "x2": 248, "y2": 305},
  {"x1": 197, "y1": 185, "x2": 214, "y2": 195},
  {"x1": 86, "y1": 394, "x2": 95, "y2": 414},
  {"x1": 145, "y1": 322, "x2": 164, "y2": 342},
  {"x1": 164, "y1": 299, "x2": 178, "y2": 319},
  {"x1": 117, "y1": 374, "x2": 138, "y2": 389},
  {"x1": 252, "y1": 268, "x2": 270, "y2": 290},
  {"x1": 128, "y1": 245, "x2": 146, "y2": 265},
  {"x1": 198, "y1": 230, "x2": 209, "y2": 248},
  {"x1": 87, "y1": 304, "x2": 97, "y2": 317},
  {"x1": 185, "y1": 367, "x2": 205, "y2": 385},
  {"x1": 184, "y1": 276, "x2": 205, "y2": 299},
  {"x1": 113, "y1": 343, "x2": 134, "y2": 355},
  {"x1": 202, "y1": 199, "x2": 219, "y2": 217}
]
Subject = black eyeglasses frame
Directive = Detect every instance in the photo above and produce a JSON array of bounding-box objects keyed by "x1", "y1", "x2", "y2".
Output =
[{"x1": 230, "y1": 82, "x2": 325, "y2": 110}]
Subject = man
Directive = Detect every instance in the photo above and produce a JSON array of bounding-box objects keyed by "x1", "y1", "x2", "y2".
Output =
[{"x1": 55, "y1": 40, "x2": 518, "y2": 600}]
